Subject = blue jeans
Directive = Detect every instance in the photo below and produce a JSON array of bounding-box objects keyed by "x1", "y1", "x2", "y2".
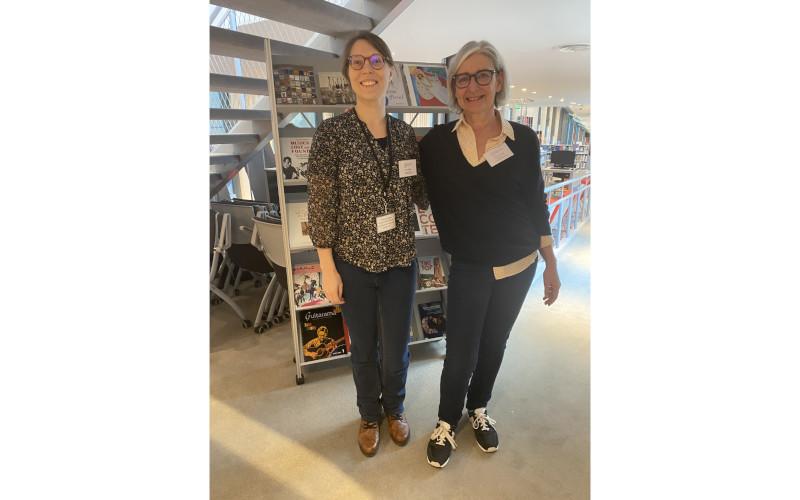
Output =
[
  {"x1": 437, "y1": 258, "x2": 537, "y2": 428},
  {"x1": 335, "y1": 255, "x2": 417, "y2": 422}
]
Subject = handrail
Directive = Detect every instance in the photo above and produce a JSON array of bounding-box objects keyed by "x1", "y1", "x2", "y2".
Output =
[
  {"x1": 543, "y1": 173, "x2": 591, "y2": 249},
  {"x1": 544, "y1": 172, "x2": 590, "y2": 194}
]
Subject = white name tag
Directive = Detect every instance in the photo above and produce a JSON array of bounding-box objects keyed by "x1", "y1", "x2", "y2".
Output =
[
  {"x1": 398, "y1": 159, "x2": 417, "y2": 178},
  {"x1": 484, "y1": 142, "x2": 514, "y2": 167},
  {"x1": 376, "y1": 212, "x2": 396, "y2": 233}
]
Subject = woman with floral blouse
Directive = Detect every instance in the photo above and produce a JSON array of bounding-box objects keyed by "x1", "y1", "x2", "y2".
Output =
[{"x1": 307, "y1": 32, "x2": 427, "y2": 457}]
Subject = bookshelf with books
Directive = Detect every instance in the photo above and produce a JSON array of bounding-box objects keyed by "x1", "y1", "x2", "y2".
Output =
[{"x1": 262, "y1": 38, "x2": 451, "y2": 384}]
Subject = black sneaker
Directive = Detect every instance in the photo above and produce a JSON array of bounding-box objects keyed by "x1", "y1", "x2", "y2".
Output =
[
  {"x1": 426, "y1": 420, "x2": 457, "y2": 468},
  {"x1": 468, "y1": 408, "x2": 499, "y2": 452}
]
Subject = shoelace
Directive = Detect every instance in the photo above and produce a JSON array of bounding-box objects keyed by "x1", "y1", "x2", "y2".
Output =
[
  {"x1": 361, "y1": 420, "x2": 379, "y2": 429},
  {"x1": 471, "y1": 412, "x2": 497, "y2": 432},
  {"x1": 431, "y1": 423, "x2": 457, "y2": 449}
]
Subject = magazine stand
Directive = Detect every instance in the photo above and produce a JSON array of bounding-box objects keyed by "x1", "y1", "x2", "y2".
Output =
[{"x1": 261, "y1": 37, "x2": 452, "y2": 385}]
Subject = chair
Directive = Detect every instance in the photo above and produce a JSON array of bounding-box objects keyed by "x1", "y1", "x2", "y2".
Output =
[
  {"x1": 210, "y1": 210, "x2": 251, "y2": 328},
  {"x1": 210, "y1": 201, "x2": 274, "y2": 296},
  {"x1": 251, "y1": 215, "x2": 292, "y2": 333}
]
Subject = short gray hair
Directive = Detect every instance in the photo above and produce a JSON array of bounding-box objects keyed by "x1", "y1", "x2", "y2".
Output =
[{"x1": 446, "y1": 40, "x2": 510, "y2": 113}]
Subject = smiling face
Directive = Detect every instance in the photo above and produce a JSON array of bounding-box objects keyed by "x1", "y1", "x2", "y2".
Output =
[
  {"x1": 347, "y1": 39, "x2": 391, "y2": 104},
  {"x1": 454, "y1": 53, "x2": 503, "y2": 115}
]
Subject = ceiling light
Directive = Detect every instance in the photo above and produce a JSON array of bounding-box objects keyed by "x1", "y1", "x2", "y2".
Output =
[
  {"x1": 531, "y1": 91, "x2": 537, "y2": 94},
  {"x1": 548, "y1": 96, "x2": 552, "y2": 99},
  {"x1": 570, "y1": 102, "x2": 576, "y2": 105},
  {"x1": 560, "y1": 98, "x2": 564, "y2": 102},
  {"x1": 521, "y1": 88, "x2": 527, "y2": 91},
  {"x1": 557, "y1": 43, "x2": 590, "y2": 53},
  {"x1": 510, "y1": 85, "x2": 515, "y2": 88}
]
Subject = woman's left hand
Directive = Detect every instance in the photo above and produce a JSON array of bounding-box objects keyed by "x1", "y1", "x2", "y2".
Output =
[{"x1": 542, "y1": 265, "x2": 561, "y2": 306}]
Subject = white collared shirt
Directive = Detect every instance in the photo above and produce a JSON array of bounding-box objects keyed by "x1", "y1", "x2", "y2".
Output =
[{"x1": 451, "y1": 111, "x2": 554, "y2": 279}]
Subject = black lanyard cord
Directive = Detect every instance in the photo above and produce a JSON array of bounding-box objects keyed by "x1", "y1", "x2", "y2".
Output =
[{"x1": 356, "y1": 114, "x2": 394, "y2": 196}]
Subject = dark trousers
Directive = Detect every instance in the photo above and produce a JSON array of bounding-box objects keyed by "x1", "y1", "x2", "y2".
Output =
[
  {"x1": 335, "y1": 255, "x2": 417, "y2": 422},
  {"x1": 438, "y1": 258, "x2": 537, "y2": 428}
]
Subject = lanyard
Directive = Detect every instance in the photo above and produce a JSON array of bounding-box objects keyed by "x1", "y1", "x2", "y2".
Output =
[{"x1": 356, "y1": 114, "x2": 394, "y2": 196}]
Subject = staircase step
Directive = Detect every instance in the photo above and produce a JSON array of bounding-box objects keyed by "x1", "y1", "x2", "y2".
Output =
[
  {"x1": 210, "y1": 154, "x2": 241, "y2": 165},
  {"x1": 210, "y1": 134, "x2": 260, "y2": 145},
  {"x1": 212, "y1": 0, "x2": 373, "y2": 37},
  {"x1": 210, "y1": 73, "x2": 269, "y2": 95},
  {"x1": 210, "y1": 108, "x2": 270, "y2": 121},
  {"x1": 210, "y1": 26, "x2": 266, "y2": 62}
]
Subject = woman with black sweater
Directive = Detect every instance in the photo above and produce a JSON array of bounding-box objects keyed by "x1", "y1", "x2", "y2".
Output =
[{"x1": 420, "y1": 40, "x2": 562, "y2": 468}]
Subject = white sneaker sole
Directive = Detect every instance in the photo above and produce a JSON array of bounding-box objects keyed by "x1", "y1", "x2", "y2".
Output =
[
  {"x1": 427, "y1": 456, "x2": 449, "y2": 468},
  {"x1": 477, "y1": 442, "x2": 498, "y2": 453}
]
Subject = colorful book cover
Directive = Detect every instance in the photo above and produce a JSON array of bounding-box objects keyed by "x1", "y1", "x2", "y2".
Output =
[
  {"x1": 418, "y1": 301, "x2": 446, "y2": 339},
  {"x1": 292, "y1": 263, "x2": 329, "y2": 308},
  {"x1": 279, "y1": 137, "x2": 312, "y2": 182},
  {"x1": 286, "y1": 202, "x2": 312, "y2": 249},
  {"x1": 387, "y1": 63, "x2": 410, "y2": 107},
  {"x1": 417, "y1": 255, "x2": 447, "y2": 289},
  {"x1": 273, "y1": 65, "x2": 318, "y2": 105},
  {"x1": 318, "y1": 72, "x2": 356, "y2": 105},
  {"x1": 414, "y1": 204, "x2": 438, "y2": 237},
  {"x1": 403, "y1": 65, "x2": 449, "y2": 107},
  {"x1": 299, "y1": 306, "x2": 347, "y2": 361}
]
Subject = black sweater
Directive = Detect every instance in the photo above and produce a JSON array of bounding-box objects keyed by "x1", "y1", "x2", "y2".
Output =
[{"x1": 419, "y1": 120, "x2": 552, "y2": 266}]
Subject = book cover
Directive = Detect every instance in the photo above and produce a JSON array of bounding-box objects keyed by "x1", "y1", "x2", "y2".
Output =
[
  {"x1": 279, "y1": 137, "x2": 312, "y2": 182},
  {"x1": 418, "y1": 301, "x2": 446, "y2": 339},
  {"x1": 414, "y1": 204, "x2": 438, "y2": 237},
  {"x1": 318, "y1": 72, "x2": 356, "y2": 105},
  {"x1": 403, "y1": 65, "x2": 449, "y2": 107},
  {"x1": 387, "y1": 63, "x2": 410, "y2": 107},
  {"x1": 273, "y1": 65, "x2": 318, "y2": 105},
  {"x1": 417, "y1": 255, "x2": 447, "y2": 289},
  {"x1": 299, "y1": 306, "x2": 347, "y2": 361},
  {"x1": 286, "y1": 202, "x2": 312, "y2": 249},
  {"x1": 292, "y1": 263, "x2": 329, "y2": 308}
]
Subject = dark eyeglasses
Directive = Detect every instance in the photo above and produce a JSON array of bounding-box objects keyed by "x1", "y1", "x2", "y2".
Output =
[
  {"x1": 347, "y1": 53, "x2": 386, "y2": 70},
  {"x1": 451, "y1": 69, "x2": 498, "y2": 89}
]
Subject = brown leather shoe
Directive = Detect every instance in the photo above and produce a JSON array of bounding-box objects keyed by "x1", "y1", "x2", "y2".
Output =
[
  {"x1": 388, "y1": 413, "x2": 410, "y2": 446},
  {"x1": 358, "y1": 419, "x2": 380, "y2": 457}
]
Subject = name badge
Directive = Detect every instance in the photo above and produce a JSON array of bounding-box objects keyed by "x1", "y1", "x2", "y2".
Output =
[
  {"x1": 398, "y1": 159, "x2": 417, "y2": 178},
  {"x1": 484, "y1": 142, "x2": 514, "y2": 167},
  {"x1": 376, "y1": 212, "x2": 396, "y2": 233}
]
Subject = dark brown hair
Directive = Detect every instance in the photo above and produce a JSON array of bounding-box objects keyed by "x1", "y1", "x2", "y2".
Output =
[{"x1": 340, "y1": 31, "x2": 394, "y2": 83}]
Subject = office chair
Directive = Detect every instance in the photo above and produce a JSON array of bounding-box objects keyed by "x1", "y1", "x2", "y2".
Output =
[
  {"x1": 251, "y1": 215, "x2": 292, "y2": 333},
  {"x1": 210, "y1": 210, "x2": 251, "y2": 328}
]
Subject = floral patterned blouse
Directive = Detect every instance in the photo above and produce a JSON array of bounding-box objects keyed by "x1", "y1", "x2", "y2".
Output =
[{"x1": 307, "y1": 109, "x2": 428, "y2": 273}]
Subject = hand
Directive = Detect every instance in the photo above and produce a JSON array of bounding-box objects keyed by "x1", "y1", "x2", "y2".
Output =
[
  {"x1": 542, "y1": 265, "x2": 561, "y2": 306},
  {"x1": 323, "y1": 270, "x2": 345, "y2": 304}
]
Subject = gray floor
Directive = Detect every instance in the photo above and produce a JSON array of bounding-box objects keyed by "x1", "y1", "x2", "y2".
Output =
[{"x1": 211, "y1": 223, "x2": 590, "y2": 500}]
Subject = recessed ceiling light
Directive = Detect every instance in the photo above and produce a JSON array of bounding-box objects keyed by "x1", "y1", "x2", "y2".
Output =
[
  {"x1": 570, "y1": 102, "x2": 576, "y2": 105},
  {"x1": 510, "y1": 85, "x2": 515, "y2": 88},
  {"x1": 531, "y1": 91, "x2": 536, "y2": 94},
  {"x1": 548, "y1": 96, "x2": 552, "y2": 99},
  {"x1": 521, "y1": 88, "x2": 527, "y2": 91},
  {"x1": 556, "y1": 43, "x2": 590, "y2": 53},
  {"x1": 560, "y1": 98, "x2": 564, "y2": 102}
]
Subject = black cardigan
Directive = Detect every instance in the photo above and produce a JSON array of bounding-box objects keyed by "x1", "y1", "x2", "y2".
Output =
[{"x1": 419, "y1": 120, "x2": 552, "y2": 266}]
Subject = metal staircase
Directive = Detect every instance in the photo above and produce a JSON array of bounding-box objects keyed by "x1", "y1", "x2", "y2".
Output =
[{"x1": 208, "y1": 0, "x2": 413, "y2": 199}]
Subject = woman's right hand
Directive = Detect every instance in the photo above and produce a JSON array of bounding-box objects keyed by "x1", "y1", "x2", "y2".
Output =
[{"x1": 323, "y1": 269, "x2": 345, "y2": 304}]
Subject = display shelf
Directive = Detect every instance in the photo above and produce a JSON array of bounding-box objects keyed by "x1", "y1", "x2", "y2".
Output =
[
  {"x1": 300, "y1": 353, "x2": 351, "y2": 367},
  {"x1": 416, "y1": 286, "x2": 448, "y2": 294},
  {"x1": 276, "y1": 104, "x2": 449, "y2": 114},
  {"x1": 295, "y1": 301, "x2": 336, "y2": 312}
]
